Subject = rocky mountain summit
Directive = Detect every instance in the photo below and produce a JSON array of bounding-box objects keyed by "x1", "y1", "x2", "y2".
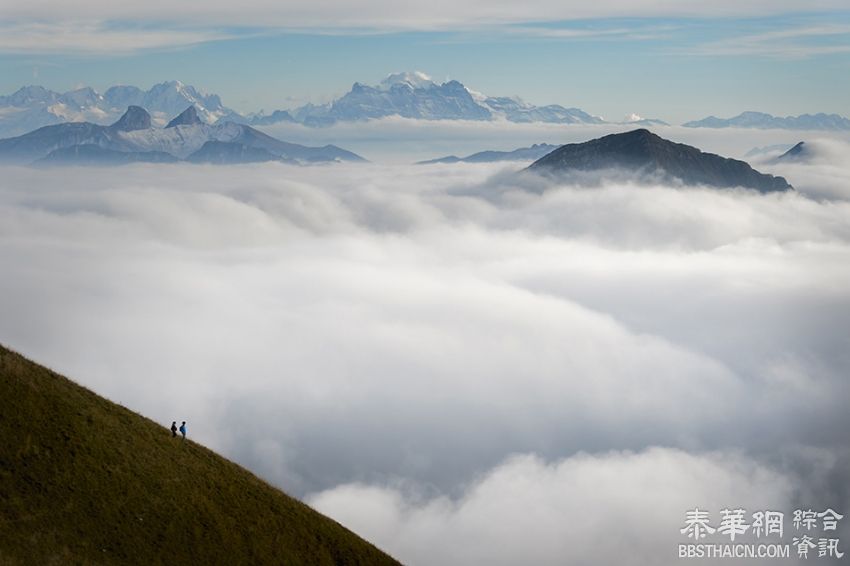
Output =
[{"x1": 528, "y1": 129, "x2": 792, "y2": 192}]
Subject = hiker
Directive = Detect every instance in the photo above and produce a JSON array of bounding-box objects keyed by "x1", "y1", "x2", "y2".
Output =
[
  {"x1": 179, "y1": 421, "x2": 186, "y2": 440},
  {"x1": 170, "y1": 421, "x2": 177, "y2": 438}
]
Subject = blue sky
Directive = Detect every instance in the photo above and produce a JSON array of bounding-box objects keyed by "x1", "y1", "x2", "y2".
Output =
[{"x1": 1, "y1": 6, "x2": 849, "y2": 123}]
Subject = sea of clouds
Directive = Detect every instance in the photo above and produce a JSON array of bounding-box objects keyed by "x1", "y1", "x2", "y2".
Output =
[{"x1": 0, "y1": 130, "x2": 848, "y2": 564}]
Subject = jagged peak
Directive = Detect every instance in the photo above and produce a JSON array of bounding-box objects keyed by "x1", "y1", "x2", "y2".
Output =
[
  {"x1": 3, "y1": 85, "x2": 60, "y2": 105},
  {"x1": 149, "y1": 80, "x2": 200, "y2": 97},
  {"x1": 155, "y1": 79, "x2": 185, "y2": 89},
  {"x1": 166, "y1": 105, "x2": 203, "y2": 128},
  {"x1": 775, "y1": 141, "x2": 809, "y2": 162},
  {"x1": 110, "y1": 105, "x2": 152, "y2": 132}
]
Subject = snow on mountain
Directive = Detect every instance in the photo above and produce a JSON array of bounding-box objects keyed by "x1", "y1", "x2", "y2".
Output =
[
  {"x1": 247, "y1": 109, "x2": 296, "y2": 126},
  {"x1": 336, "y1": 79, "x2": 491, "y2": 121},
  {"x1": 0, "y1": 105, "x2": 64, "y2": 136},
  {"x1": 284, "y1": 79, "x2": 492, "y2": 125},
  {"x1": 683, "y1": 111, "x2": 850, "y2": 130},
  {"x1": 116, "y1": 121, "x2": 243, "y2": 158},
  {"x1": 103, "y1": 85, "x2": 146, "y2": 110},
  {"x1": 0, "y1": 86, "x2": 70, "y2": 135},
  {"x1": 0, "y1": 81, "x2": 242, "y2": 137},
  {"x1": 288, "y1": 103, "x2": 332, "y2": 126},
  {"x1": 0, "y1": 86, "x2": 60, "y2": 107},
  {"x1": 378, "y1": 71, "x2": 437, "y2": 91},
  {"x1": 283, "y1": 71, "x2": 605, "y2": 127},
  {"x1": 114, "y1": 119, "x2": 366, "y2": 162},
  {"x1": 0, "y1": 106, "x2": 366, "y2": 164},
  {"x1": 6, "y1": 75, "x2": 849, "y2": 135},
  {"x1": 480, "y1": 96, "x2": 603, "y2": 124},
  {"x1": 140, "y1": 80, "x2": 233, "y2": 125},
  {"x1": 1, "y1": 73, "x2": 627, "y2": 132},
  {"x1": 59, "y1": 87, "x2": 103, "y2": 109},
  {"x1": 618, "y1": 112, "x2": 669, "y2": 126}
]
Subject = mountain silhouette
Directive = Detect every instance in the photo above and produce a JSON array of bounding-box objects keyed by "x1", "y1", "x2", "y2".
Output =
[
  {"x1": 166, "y1": 105, "x2": 203, "y2": 128},
  {"x1": 528, "y1": 129, "x2": 792, "y2": 192}
]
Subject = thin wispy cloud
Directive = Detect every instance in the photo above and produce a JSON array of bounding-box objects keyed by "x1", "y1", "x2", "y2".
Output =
[
  {"x1": 0, "y1": 22, "x2": 235, "y2": 55},
  {"x1": 483, "y1": 22, "x2": 678, "y2": 42},
  {"x1": 5, "y1": 0, "x2": 850, "y2": 27},
  {"x1": 690, "y1": 24, "x2": 850, "y2": 59},
  {"x1": 1, "y1": 0, "x2": 849, "y2": 54}
]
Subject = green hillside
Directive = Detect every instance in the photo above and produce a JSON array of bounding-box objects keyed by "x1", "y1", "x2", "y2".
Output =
[{"x1": 0, "y1": 344, "x2": 400, "y2": 566}]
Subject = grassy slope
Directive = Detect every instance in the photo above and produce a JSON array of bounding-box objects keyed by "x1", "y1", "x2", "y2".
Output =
[{"x1": 0, "y1": 344, "x2": 400, "y2": 566}]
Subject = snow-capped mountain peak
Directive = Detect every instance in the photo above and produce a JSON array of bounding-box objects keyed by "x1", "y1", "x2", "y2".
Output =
[
  {"x1": 1, "y1": 85, "x2": 60, "y2": 107},
  {"x1": 282, "y1": 72, "x2": 606, "y2": 126},
  {"x1": 59, "y1": 87, "x2": 103, "y2": 108},
  {"x1": 617, "y1": 112, "x2": 669, "y2": 126},
  {"x1": 143, "y1": 81, "x2": 222, "y2": 116},
  {"x1": 379, "y1": 71, "x2": 437, "y2": 91},
  {"x1": 0, "y1": 81, "x2": 243, "y2": 137},
  {"x1": 465, "y1": 87, "x2": 489, "y2": 104}
]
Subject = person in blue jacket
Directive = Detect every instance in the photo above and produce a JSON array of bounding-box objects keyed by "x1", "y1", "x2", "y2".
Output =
[{"x1": 179, "y1": 421, "x2": 186, "y2": 440}]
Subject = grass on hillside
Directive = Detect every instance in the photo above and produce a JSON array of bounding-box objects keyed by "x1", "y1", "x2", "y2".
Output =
[{"x1": 0, "y1": 344, "x2": 400, "y2": 566}]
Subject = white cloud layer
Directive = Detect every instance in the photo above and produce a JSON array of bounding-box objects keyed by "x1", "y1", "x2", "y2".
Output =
[
  {"x1": 309, "y1": 447, "x2": 806, "y2": 566},
  {"x1": 0, "y1": 133, "x2": 849, "y2": 563}
]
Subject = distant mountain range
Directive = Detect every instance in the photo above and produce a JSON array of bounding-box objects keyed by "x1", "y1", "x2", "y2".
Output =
[
  {"x1": 684, "y1": 111, "x2": 850, "y2": 130},
  {"x1": 528, "y1": 129, "x2": 792, "y2": 193},
  {"x1": 0, "y1": 106, "x2": 366, "y2": 166},
  {"x1": 0, "y1": 72, "x2": 667, "y2": 134},
  {"x1": 418, "y1": 143, "x2": 560, "y2": 164},
  {"x1": 0, "y1": 80, "x2": 243, "y2": 138},
  {"x1": 277, "y1": 72, "x2": 668, "y2": 128},
  {"x1": 2, "y1": 75, "x2": 846, "y2": 136}
]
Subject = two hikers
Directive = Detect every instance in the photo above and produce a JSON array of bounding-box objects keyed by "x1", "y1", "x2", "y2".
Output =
[{"x1": 170, "y1": 420, "x2": 187, "y2": 440}]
